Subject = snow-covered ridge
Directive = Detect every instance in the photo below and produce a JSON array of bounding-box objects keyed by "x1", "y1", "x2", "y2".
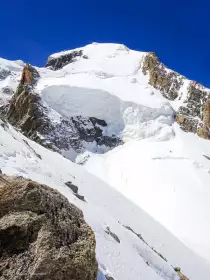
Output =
[{"x1": 47, "y1": 43, "x2": 210, "y2": 139}]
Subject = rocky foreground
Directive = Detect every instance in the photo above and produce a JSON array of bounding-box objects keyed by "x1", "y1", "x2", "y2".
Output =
[{"x1": 0, "y1": 175, "x2": 98, "y2": 280}]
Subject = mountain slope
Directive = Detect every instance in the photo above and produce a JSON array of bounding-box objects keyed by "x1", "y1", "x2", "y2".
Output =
[
  {"x1": 0, "y1": 118, "x2": 209, "y2": 280},
  {"x1": 85, "y1": 123, "x2": 210, "y2": 262},
  {"x1": 0, "y1": 42, "x2": 210, "y2": 279}
]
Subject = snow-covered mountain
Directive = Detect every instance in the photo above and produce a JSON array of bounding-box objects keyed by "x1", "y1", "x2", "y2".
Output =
[{"x1": 1, "y1": 43, "x2": 210, "y2": 279}]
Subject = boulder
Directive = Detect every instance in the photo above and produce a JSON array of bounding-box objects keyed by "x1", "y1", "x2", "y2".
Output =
[{"x1": 0, "y1": 175, "x2": 98, "y2": 280}]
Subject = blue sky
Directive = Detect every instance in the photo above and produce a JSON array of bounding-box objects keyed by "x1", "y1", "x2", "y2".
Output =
[{"x1": 1, "y1": 0, "x2": 210, "y2": 86}]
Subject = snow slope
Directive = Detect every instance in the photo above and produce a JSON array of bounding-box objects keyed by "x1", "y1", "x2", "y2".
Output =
[
  {"x1": 0, "y1": 119, "x2": 209, "y2": 280},
  {"x1": 0, "y1": 58, "x2": 23, "y2": 105},
  {"x1": 1, "y1": 42, "x2": 210, "y2": 279},
  {"x1": 85, "y1": 124, "x2": 210, "y2": 262}
]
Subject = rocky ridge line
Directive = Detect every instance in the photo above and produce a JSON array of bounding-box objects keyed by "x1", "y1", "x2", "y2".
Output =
[{"x1": 142, "y1": 52, "x2": 210, "y2": 138}]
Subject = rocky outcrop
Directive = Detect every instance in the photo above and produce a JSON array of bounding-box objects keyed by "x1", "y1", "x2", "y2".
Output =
[
  {"x1": 70, "y1": 116, "x2": 122, "y2": 148},
  {"x1": 142, "y1": 52, "x2": 184, "y2": 100},
  {"x1": 64, "y1": 181, "x2": 86, "y2": 202},
  {"x1": 46, "y1": 50, "x2": 87, "y2": 70},
  {"x1": 176, "y1": 114, "x2": 199, "y2": 133},
  {"x1": 176, "y1": 82, "x2": 210, "y2": 137},
  {"x1": 142, "y1": 53, "x2": 210, "y2": 139},
  {"x1": 0, "y1": 174, "x2": 98, "y2": 280},
  {"x1": 4, "y1": 64, "x2": 47, "y2": 138}
]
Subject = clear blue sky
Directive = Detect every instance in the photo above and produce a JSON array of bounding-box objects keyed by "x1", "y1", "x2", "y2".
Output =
[{"x1": 1, "y1": 0, "x2": 210, "y2": 86}]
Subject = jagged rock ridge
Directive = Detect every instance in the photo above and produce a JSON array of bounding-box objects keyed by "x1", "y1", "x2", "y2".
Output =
[
  {"x1": 142, "y1": 52, "x2": 184, "y2": 101},
  {"x1": 142, "y1": 52, "x2": 210, "y2": 138}
]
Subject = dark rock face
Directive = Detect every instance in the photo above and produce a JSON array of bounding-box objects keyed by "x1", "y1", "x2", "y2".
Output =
[
  {"x1": 142, "y1": 52, "x2": 184, "y2": 100},
  {"x1": 46, "y1": 50, "x2": 84, "y2": 70},
  {"x1": 64, "y1": 182, "x2": 86, "y2": 201},
  {"x1": 40, "y1": 115, "x2": 122, "y2": 155},
  {"x1": 0, "y1": 175, "x2": 98, "y2": 280}
]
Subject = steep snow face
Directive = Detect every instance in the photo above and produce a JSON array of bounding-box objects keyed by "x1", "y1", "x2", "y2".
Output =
[
  {"x1": 36, "y1": 43, "x2": 175, "y2": 154},
  {"x1": 0, "y1": 119, "x2": 209, "y2": 280},
  {"x1": 85, "y1": 124, "x2": 210, "y2": 262},
  {"x1": 48, "y1": 43, "x2": 145, "y2": 76},
  {"x1": 41, "y1": 85, "x2": 174, "y2": 142},
  {"x1": 0, "y1": 57, "x2": 23, "y2": 106}
]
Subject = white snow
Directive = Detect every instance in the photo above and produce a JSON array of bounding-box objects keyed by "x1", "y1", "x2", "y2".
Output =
[
  {"x1": 0, "y1": 57, "x2": 24, "y2": 72},
  {"x1": 84, "y1": 124, "x2": 210, "y2": 263},
  {"x1": 0, "y1": 57, "x2": 23, "y2": 105},
  {"x1": 40, "y1": 85, "x2": 174, "y2": 141},
  {"x1": 49, "y1": 43, "x2": 145, "y2": 77},
  {"x1": 1, "y1": 43, "x2": 210, "y2": 279},
  {"x1": 0, "y1": 120, "x2": 209, "y2": 280}
]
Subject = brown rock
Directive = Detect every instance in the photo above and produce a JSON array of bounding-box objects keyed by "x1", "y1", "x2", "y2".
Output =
[
  {"x1": 20, "y1": 64, "x2": 39, "y2": 85},
  {"x1": 3, "y1": 64, "x2": 51, "y2": 144},
  {"x1": 0, "y1": 175, "x2": 98, "y2": 280},
  {"x1": 142, "y1": 53, "x2": 184, "y2": 100},
  {"x1": 198, "y1": 100, "x2": 210, "y2": 139}
]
